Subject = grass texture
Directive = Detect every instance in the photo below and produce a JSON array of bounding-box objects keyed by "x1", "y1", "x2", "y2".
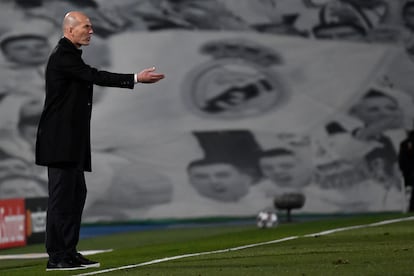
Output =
[{"x1": 0, "y1": 213, "x2": 413, "y2": 275}]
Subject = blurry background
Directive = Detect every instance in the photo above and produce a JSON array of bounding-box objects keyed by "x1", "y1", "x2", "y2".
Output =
[{"x1": 0, "y1": 0, "x2": 413, "y2": 222}]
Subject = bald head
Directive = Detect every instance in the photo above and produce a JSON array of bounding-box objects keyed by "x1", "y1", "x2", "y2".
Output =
[
  {"x1": 63, "y1": 11, "x2": 84, "y2": 32},
  {"x1": 62, "y1": 11, "x2": 93, "y2": 48}
]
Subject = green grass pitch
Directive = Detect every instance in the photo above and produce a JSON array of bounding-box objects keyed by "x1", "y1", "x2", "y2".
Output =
[{"x1": 1, "y1": 213, "x2": 413, "y2": 275}]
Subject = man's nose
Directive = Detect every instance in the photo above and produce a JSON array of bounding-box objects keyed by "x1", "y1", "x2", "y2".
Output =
[{"x1": 210, "y1": 179, "x2": 222, "y2": 187}]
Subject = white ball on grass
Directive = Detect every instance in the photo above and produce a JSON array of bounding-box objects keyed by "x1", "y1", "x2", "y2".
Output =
[{"x1": 256, "y1": 211, "x2": 278, "y2": 228}]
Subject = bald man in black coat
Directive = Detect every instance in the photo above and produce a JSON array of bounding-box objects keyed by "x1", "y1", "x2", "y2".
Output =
[{"x1": 35, "y1": 11, "x2": 164, "y2": 271}]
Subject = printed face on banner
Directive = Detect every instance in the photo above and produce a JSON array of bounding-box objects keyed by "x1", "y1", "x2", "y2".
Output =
[{"x1": 182, "y1": 39, "x2": 288, "y2": 119}]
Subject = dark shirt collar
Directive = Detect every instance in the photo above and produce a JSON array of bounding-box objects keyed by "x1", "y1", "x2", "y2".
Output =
[{"x1": 58, "y1": 37, "x2": 82, "y2": 55}]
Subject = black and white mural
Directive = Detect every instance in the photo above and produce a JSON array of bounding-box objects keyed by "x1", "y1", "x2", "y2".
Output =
[{"x1": 1, "y1": 0, "x2": 413, "y2": 221}]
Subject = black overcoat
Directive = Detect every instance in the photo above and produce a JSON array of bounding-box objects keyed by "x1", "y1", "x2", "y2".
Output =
[{"x1": 35, "y1": 37, "x2": 135, "y2": 171}]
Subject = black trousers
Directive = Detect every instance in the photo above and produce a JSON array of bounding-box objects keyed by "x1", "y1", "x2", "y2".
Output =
[
  {"x1": 409, "y1": 187, "x2": 414, "y2": 212},
  {"x1": 402, "y1": 172, "x2": 414, "y2": 212},
  {"x1": 46, "y1": 167, "x2": 87, "y2": 262}
]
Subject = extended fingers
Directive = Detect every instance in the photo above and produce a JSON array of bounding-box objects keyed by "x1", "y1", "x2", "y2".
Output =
[{"x1": 149, "y1": 73, "x2": 164, "y2": 78}]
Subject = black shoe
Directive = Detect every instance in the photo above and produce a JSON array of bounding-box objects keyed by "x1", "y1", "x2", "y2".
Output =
[
  {"x1": 73, "y1": 252, "x2": 101, "y2": 268},
  {"x1": 46, "y1": 259, "x2": 88, "y2": 271}
]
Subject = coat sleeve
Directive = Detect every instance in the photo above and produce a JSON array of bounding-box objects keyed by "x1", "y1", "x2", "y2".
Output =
[{"x1": 57, "y1": 51, "x2": 135, "y2": 89}]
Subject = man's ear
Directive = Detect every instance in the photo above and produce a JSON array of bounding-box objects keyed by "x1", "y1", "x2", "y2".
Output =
[{"x1": 65, "y1": 26, "x2": 74, "y2": 37}]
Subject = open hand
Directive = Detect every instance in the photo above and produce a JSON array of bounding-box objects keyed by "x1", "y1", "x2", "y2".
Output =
[{"x1": 137, "y1": 67, "x2": 165, "y2": 83}]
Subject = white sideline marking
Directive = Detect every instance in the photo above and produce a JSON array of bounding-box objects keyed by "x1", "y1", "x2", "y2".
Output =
[
  {"x1": 74, "y1": 216, "x2": 414, "y2": 276},
  {"x1": 303, "y1": 216, "x2": 414, "y2": 237},
  {"x1": 0, "y1": 249, "x2": 113, "y2": 260}
]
